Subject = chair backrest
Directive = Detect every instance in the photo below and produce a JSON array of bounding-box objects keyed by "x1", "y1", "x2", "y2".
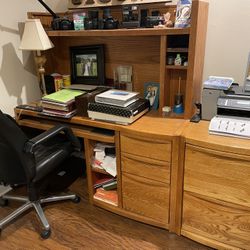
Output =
[{"x1": 0, "y1": 111, "x2": 35, "y2": 185}]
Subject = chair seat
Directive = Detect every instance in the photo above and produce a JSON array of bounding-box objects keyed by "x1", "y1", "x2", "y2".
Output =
[{"x1": 34, "y1": 141, "x2": 73, "y2": 183}]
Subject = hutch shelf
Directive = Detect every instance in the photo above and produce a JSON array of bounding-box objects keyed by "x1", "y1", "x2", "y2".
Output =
[{"x1": 30, "y1": 0, "x2": 208, "y2": 119}]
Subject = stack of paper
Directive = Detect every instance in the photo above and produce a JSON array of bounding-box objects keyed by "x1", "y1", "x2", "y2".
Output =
[
  {"x1": 95, "y1": 89, "x2": 139, "y2": 107},
  {"x1": 92, "y1": 143, "x2": 117, "y2": 177},
  {"x1": 41, "y1": 89, "x2": 84, "y2": 118},
  {"x1": 203, "y1": 76, "x2": 234, "y2": 90}
]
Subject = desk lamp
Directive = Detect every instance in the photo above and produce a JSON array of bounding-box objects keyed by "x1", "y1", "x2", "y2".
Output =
[{"x1": 19, "y1": 19, "x2": 54, "y2": 96}]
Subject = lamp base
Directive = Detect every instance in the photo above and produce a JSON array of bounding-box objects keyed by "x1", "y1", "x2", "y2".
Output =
[{"x1": 35, "y1": 54, "x2": 47, "y2": 96}]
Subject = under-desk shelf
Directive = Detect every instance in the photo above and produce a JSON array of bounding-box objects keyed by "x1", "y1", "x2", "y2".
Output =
[
  {"x1": 46, "y1": 27, "x2": 190, "y2": 37},
  {"x1": 15, "y1": 109, "x2": 116, "y2": 143}
]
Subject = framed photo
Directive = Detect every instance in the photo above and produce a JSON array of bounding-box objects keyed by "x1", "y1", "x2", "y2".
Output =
[
  {"x1": 70, "y1": 45, "x2": 105, "y2": 85},
  {"x1": 174, "y1": 0, "x2": 192, "y2": 28},
  {"x1": 144, "y1": 82, "x2": 160, "y2": 110}
]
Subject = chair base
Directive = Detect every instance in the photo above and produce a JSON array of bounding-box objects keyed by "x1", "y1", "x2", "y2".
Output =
[{"x1": 0, "y1": 193, "x2": 80, "y2": 239}]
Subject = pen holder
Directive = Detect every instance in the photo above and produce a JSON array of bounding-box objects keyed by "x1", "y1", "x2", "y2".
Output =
[{"x1": 173, "y1": 94, "x2": 184, "y2": 114}]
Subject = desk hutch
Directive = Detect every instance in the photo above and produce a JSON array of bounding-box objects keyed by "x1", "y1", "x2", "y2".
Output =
[{"x1": 29, "y1": 0, "x2": 208, "y2": 119}]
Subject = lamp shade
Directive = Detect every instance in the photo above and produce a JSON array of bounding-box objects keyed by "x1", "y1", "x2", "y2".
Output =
[{"x1": 19, "y1": 19, "x2": 54, "y2": 51}]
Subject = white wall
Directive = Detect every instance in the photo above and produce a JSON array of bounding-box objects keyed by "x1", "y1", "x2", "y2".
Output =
[
  {"x1": 1, "y1": 0, "x2": 250, "y2": 115},
  {"x1": 0, "y1": 0, "x2": 69, "y2": 115},
  {"x1": 203, "y1": 0, "x2": 250, "y2": 84}
]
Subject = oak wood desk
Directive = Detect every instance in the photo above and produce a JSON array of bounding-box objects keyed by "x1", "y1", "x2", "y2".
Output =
[
  {"x1": 15, "y1": 108, "x2": 187, "y2": 232},
  {"x1": 15, "y1": 109, "x2": 250, "y2": 249},
  {"x1": 180, "y1": 121, "x2": 250, "y2": 250}
]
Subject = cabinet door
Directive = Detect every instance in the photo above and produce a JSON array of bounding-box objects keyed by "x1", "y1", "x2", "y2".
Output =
[
  {"x1": 184, "y1": 144, "x2": 250, "y2": 207},
  {"x1": 122, "y1": 172, "x2": 169, "y2": 225},
  {"x1": 182, "y1": 144, "x2": 250, "y2": 249},
  {"x1": 182, "y1": 192, "x2": 250, "y2": 249}
]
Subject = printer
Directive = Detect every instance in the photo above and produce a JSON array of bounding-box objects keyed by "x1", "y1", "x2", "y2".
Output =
[
  {"x1": 217, "y1": 93, "x2": 250, "y2": 118},
  {"x1": 202, "y1": 84, "x2": 250, "y2": 120}
]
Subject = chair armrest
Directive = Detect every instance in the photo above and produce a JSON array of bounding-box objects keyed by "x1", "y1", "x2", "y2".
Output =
[{"x1": 24, "y1": 124, "x2": 81, "y2": 153}]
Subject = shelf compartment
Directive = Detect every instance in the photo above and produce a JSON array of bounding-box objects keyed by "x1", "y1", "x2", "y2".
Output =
[
  {"x1": 167, "y1": 48, "x2": 189, "y2": 53},
  {"x1": 167, "y1": 34, "x2": 189, "y2": 49},
  {"x1": 166, "y1": 65, "x2": 188, "y2": 70}
]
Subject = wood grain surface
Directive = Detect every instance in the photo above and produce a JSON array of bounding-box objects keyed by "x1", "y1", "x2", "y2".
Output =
[
  {"x1": 0, "y1": 178, "x2": 212, "y2": 250},
  {"x1": 121, "y1": 152, "x2": 170, "y2": 183},
  {"x1": 28, "y1": 0, "x2": 208, "y2": 120},
  {"x1": 181, "y1": 122, "x2": 250, "y2": 250},
  {"x1": 122, "y1": 172, "x2": 170, "y2": 225},
  {"x1": 184, "y1": 144, "x2": 250, "y2": 207},
  {"x1": 182, "y1": 192, "x2": 250, "y2": 250},
  {"x1": 120, "y1": 134, "x2": 171, "y2": 162}
]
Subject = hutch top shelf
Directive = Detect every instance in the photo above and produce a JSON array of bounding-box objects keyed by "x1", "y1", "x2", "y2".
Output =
[{"x1": 46, "y1": 27, "x2": 190, "y2": 37}]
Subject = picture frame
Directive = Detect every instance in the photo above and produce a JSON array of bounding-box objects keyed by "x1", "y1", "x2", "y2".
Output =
[
  {"x1": 144, "y1": 82, "x2": 160, "y2": 110},
  {"x1": 70, "y1": 44, "x2": 105, "y2": 85},
  {"x1": 174, "y1": 0, "x2": 192, "y2": 28}
]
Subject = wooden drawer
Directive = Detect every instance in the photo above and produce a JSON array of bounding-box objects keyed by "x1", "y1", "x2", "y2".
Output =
[
  {"x1": 182, "y1": 192, "x2": 250, "y2": 249},
  {"x1": 184, "y1": 144, "x2": 250, "y2": 208},
  {"x1": 122, "y1": 172, "x2": 169, "y2": 225},
  {"x1": 120, "y1": 134, "x2": 171, "y2": 162},
  {"x1": 121, "y1": 152, "x2": 170, "y2": 183}
]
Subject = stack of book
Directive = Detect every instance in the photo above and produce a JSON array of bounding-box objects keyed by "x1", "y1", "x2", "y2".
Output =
[
  {"x1": 93, "y1": 176, "x2": 117, "y2": 190},
  {"x1": 87, "y1": 89, "x2": 150, "y2": 125},
  {"x1": 93, "y1": 188, "x2": 118, "y2": 206},
  {"x1": 41, "y1": 89, "x2": 85, "y2": 118}
]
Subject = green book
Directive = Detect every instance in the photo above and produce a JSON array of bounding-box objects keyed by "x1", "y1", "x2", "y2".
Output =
[{"x1": 42, "y1": 89, "x2": 85, "y2": 104}]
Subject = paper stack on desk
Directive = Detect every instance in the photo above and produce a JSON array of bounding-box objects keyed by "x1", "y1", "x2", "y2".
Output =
[
  {"x1": 95, "y1": 89, "x2": 139, "y2": 107},
  {"x1": 41, "y1": 89, "x2": 85, "y2": 118},
  {"x1": 92, "y1": 143, "x2": 117, "y2": 177},
  {"x1": 203, "y1": 76, "x2": 234, "y2": 90}
]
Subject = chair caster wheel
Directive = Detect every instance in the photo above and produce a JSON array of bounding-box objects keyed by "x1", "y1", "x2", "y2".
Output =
[
  {"x1": 0, "y1": 198, "x2": 8, "y2": 207},
  {"x1": 72, "y1": 195, "x2": 81, "y2": 203},
  {"x1": 41, "y1": 229, "x2": 51, "y2": 239}
]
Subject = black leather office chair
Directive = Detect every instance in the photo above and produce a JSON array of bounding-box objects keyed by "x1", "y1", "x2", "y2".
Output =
[{"x1": 0, "y1": 110, "x2": 81, "y2": 239}]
